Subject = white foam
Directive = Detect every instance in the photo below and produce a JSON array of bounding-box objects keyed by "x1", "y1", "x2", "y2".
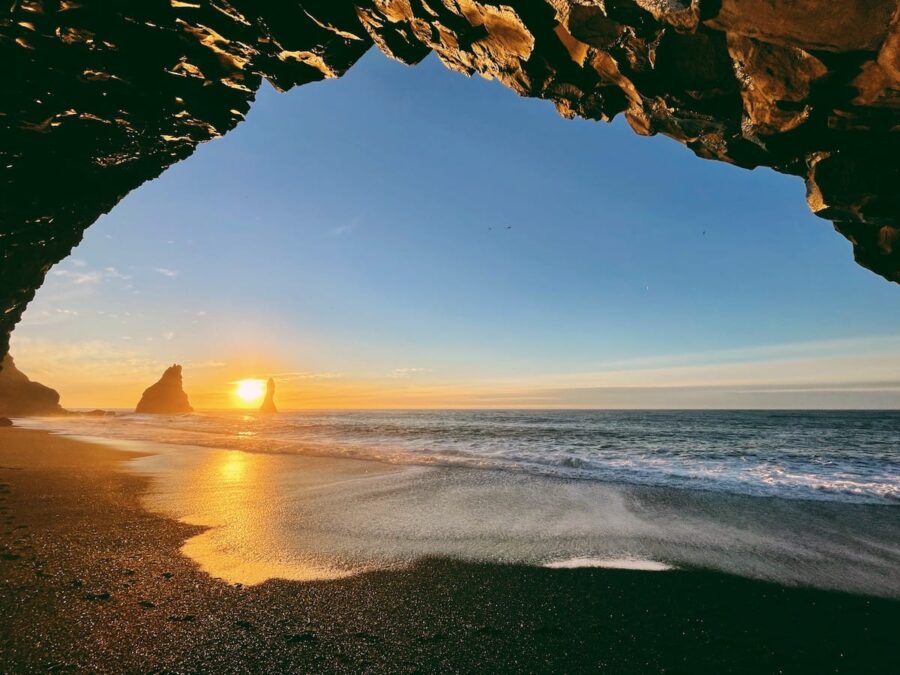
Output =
[
  {"x1": 16, "y1": 410, "x2": 900, "y2": 504},
  {"x1": 544, "y1": 557, "x2": 673, "y2": 571}
]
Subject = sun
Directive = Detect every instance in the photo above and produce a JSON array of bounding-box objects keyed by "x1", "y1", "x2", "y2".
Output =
[{"x1": 234, "y1": 379, "x2": 265, "y2": 404}]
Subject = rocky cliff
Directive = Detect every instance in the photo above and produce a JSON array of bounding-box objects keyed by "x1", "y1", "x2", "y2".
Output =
[
  {"x1": 135, "y1": 364, "x2": 193, "y2": 414},
  {"x1": 1, "y1": 1, "x2": 898, "y2": 362},
  {"x1": 0, "y1": 354, "x2": 64, "y2": 416},
  {"x1": 260, "y1": 377, "x2": 278, "y2": 413}
]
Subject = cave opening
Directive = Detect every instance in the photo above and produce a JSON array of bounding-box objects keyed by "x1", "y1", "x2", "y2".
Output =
[{"x1": 9, "y1": 49, "x2": 900, "y2": 410}]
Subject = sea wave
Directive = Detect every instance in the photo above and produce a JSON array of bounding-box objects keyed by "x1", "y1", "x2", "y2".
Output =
[{"x1": 16, "y1": 409, "x2": 900, "y2": 505}]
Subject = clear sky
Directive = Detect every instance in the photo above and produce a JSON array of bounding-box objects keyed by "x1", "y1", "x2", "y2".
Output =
[{"x1": 12, "y1": 51, "x2": 900, "y2": 409}]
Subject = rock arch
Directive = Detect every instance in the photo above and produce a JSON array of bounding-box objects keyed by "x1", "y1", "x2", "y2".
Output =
[{"x1": 2, "y1": 0, "x2": 898, "y2": 360}]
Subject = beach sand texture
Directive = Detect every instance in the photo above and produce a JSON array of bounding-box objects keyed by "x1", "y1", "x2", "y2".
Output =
[{"x1": 1, "y1": 428, "x2": 898, "y2": 673}]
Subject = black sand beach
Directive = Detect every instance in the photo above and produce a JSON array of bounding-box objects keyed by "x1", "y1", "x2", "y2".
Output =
[{"x1": 1, "y1": 427, "x2": 898, "y2": 673}]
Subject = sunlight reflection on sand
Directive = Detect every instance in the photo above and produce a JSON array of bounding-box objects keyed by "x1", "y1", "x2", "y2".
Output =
[
  {"x1": 126, "y1": 444, "x2": 900, "y2": 596},
  {"x1": 132, "y1": 447, "x2": 400, "y2": 584}
]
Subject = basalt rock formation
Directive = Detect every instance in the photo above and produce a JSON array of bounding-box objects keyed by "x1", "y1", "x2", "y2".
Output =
[
  {"x1": 135, "y1": 364, "x2": 193, "y2": 414},
  {"x1": 1, "y1": 1, "x2": 898, "y2": 362},
  {"x1": 260, "y1": 377, "x2": 277, "y2": 413},
  {"x1": 0, "y1": 354, "x2": 64, "y2": 416}
]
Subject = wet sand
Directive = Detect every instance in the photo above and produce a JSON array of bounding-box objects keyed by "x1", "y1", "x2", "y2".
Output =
[
  {"x1": 1, "y1": 427, "x2": 898, "y2": 673},
  {"x1": 128, "y1": 442, "x2": 900, "y2": 596}
]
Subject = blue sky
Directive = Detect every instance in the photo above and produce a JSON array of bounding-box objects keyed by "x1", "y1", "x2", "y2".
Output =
[{"x1": 12, "y1": 51, "x2": 900, "y2": 408}]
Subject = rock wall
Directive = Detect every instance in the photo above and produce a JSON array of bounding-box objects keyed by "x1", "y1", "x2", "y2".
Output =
[
  {"x1": 2, "y1": 0, "x2": 898, "y2": 362},
  {"x1": 260, "y1": 377, "x2": 278, "y2": 413},
  {"x1": 135, "y1": 364, "x2": 193, "y2": 414},
  {"x1": 0, "y1": 354, "x2": 63, "y2": 416}
]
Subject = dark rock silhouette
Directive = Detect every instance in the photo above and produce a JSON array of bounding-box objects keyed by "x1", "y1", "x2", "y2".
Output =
[
  {"x1": 0, "y1": 2, "x2": 898, "y2": 364},
  {"x1": 0, "y1": 355, "x2": 64, "y2": 417},
  {"x1": 259, "y1": 378, "x2": 277, "y2": 414},
  {"x1": 135, "y1": 365, "x2": 193, "y2": 414}
]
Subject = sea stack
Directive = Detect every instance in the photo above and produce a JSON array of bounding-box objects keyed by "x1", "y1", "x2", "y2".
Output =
[
  {"x1": 259, "y1": 377, "x2": 277, "y2": 413},
  {"x1": 135, "y1": 364, "x2": 193, "y2": 414},
  {"x1": 0, "y1": 354, "x2": 64, "y2": 416}
]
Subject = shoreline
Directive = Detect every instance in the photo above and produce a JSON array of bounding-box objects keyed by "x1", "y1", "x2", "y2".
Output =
[
  {"x1": 11, "y1": 426, "x2": 900, "y2": 597},
  {"x1": 14, "y1": 413, "x2": 900, "y2": 507},
  {"x1": 2, "y1": 427, "x2": 899, "y2": 672}
]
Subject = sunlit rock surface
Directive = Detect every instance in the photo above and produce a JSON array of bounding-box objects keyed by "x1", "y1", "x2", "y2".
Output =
[
  {"x1": 260, "y1": 377, "x2": 278, "y2": 413},
  {"x1": 135, "y1": 364, "x2": 193, "y2": 414},
  {"x1": 0, "y1": 354, "x2": 63, "y2": 416},
  {"x1": 1, "y1": 0, "x2": 898, "y2": 360}
]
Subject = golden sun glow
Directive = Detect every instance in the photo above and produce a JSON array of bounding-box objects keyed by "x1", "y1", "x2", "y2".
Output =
[{"x1": 234, "y1": 379, "x2": 265, "y2": 404}]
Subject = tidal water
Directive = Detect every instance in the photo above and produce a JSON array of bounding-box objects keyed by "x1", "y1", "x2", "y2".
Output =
[
  {"x1": 19, "y1": 410, "x2": 900, "y2": 595},
  {"x1": 22, "y1": 409, "x2": 900, "y2": 504}
]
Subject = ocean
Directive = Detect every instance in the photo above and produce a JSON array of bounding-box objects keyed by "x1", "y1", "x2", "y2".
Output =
[
  {"x1": 20, "y1": 409, "x2": 900, "y2": 504},
  {"x1": 17, "y1": 410, "x2": 900, "y2": 595}
]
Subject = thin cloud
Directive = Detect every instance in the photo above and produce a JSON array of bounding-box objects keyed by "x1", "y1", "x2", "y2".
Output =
[
  {"x1": 9, "y1": 336, "x2": 167, "y2": 381},
  {"x1": 50, "y1": 266, "x2": 131, "y2": 285},
  {"x1": 184, "y1": 360, "x2": 227, "y2": 369},
  {"x1": 586, "y1": 334, "x2": 900, "y2": 373},
  {"x1": 21, "y1": 263, "x2": 134, "y2": 314},
  {"x1": 155, "y1": 267, "x2": 179, "y2": 278},
  {"x1": 20, "y1": 308, "x2": 81, "y2": 326},
  {"x1": 269, "y1": 371, "x2": 343, "y2": 382},
  {"x1": 104, "y1": 267, "x2": 129, "y2": 279},
  {"x1": 391, "y1": 367, "x2": 431, "y2": 378},
  {"x1": 327, "y1": 217, "x2": 360, "y2": 237}
]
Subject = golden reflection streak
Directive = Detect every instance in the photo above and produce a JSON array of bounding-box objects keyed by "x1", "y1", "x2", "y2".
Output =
[
  {"x1": 176, "y1": 450, "x2": 358, "y2": 584},
  {"x1": 218, "y1": 450, "x2": 247, "y2": 483}
]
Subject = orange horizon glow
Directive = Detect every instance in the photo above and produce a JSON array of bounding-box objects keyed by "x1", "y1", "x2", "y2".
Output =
[{"x1": 9, "y1": 333, "x2": 900, "y2": 411}]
